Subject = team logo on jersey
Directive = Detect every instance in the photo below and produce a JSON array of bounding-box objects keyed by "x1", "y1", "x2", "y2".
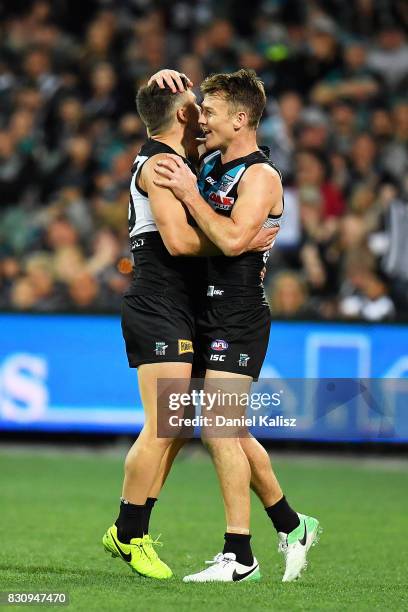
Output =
[
  {"x1": 219, "y1": 174, "x2": 235, "y2": 192},
  {"x1": 207, "y1": 285, "x2": 224, "y2": 297},
  {"x1": 178, "y1": 339, "x2": 193, "y2": 355},
  {"x1": 209, "y1": 192, "x2": 234, "y2": 209},
  {"x1": 155, "y1": 341, "x2": 168, "y2": 356},
  {"x1": 211, "y1": 339, "x2": 229, "y2": 352},
  {"x1": 206, "y1": 176, "x2": 216, "y2": 185},
  {"x1": 238, "y1": 353, "x2": 250, "y2": 367}
]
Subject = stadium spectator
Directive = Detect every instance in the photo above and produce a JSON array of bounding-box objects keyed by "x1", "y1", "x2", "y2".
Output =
[
  {"x1": 367, "y1": 22, "x2": 408, "y2": 94},
  {"x1": 339, "y1": 264, "x2": 395, "y2": 321},
  {"x1": 267, "y1": 271, "x2": 317, "y2": 319},
  {"x1": 311, "y1": 39, "x2": 379, "y2": 107},
  {"x1": 9, "y1": 277, "x2": 38, "y2": 311},
  {"x1": 295, "y1": 150, "x2": 345, "y2": 219},
  {"x1": 24, "y1": 252, "x2": 65, "y2": 311},
  {"x1": 67, "y1": 271, "x2": 104, "y2": 311},
  {"x1": 0, "y1": 130, "x2": 37, "y2": 208}
]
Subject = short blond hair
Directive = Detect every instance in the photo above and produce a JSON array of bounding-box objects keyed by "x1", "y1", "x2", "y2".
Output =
[{"x1": 201, "y1": 69, "x2": 266, "y2": 129}]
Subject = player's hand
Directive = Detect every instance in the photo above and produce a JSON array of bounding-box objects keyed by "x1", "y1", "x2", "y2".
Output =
[
  {"x1": 154, "y1": 154, "x2": 197, "y2": 201},
  {"x1": 148, "y1": 69, "x2": 193, "y2": 93},
  {"x1": 247, "y1": 226, "x2": 280, "y2": 252}
]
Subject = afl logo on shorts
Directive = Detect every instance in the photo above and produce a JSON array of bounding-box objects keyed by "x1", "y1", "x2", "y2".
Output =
[{"x1": 211, "y1": 339, "x2": 228, "y2": 352}]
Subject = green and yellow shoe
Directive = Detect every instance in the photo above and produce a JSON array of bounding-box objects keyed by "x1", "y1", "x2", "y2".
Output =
[{"x1": 102, "y1": 525, "x2": 172, "y2": 579}]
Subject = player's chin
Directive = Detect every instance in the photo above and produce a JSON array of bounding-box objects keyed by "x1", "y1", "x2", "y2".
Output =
[{"x1": 202, "y1": 135, "x2": 219, "y2": 151}]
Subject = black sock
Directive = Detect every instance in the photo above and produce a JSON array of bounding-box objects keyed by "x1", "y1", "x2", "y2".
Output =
[
  {"x1": 115, "y1": 498, "x2": 145, "y2": 542},
  {"x1": 142, "y1": 497, "x2": 157, "y2": 535},
  {"x1": 223, "y1": 533, "x2": 253, "y2": 566},
  {"x1": 265, "y1": 495, "x2": 300, "y2": 534}
]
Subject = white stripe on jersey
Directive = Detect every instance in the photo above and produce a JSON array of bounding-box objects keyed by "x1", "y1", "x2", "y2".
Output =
[
  {"x1": 263, "y1": 216, "x2": 282, "y2": 228},
  {"x1": 129, "y1": 154, "x2": 158, "y2": 238},
  {"x1": 223, "y1": 166, "x2": 246, "y2": 195},
  {"x1": 200, "y1": 150, "x2": 220, "y2": 167}
]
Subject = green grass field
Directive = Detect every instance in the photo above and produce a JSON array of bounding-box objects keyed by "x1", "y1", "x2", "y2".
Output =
[{"x1": 0, "y1": 446, "x2": 407, "y2": 611}]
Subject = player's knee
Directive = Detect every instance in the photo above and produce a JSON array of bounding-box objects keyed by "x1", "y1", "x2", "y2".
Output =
[
  {"x1": 140, "y1": 420, "x2": 178, "y2": 443},
  {"x1": 201, "y1": 434, "x2": 239, "y2": 454}
]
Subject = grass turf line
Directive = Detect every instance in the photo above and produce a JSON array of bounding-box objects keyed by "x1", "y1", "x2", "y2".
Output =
[{"x1": 0, "y1": 448, "x2": 407, "y2": 611}]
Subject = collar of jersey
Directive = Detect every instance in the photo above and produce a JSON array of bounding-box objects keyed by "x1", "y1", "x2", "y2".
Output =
[
  {"x1": 215, "y1": 148, "x2": 266, "y2": 173},
  {"x1": 145, "y1": 138, "x2": 188, "y2": 162}
]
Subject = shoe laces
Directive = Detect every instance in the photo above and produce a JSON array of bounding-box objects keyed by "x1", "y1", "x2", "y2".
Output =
[
  {"x1": 126, "y1": 538, "x2": 152, "y2": 562},
  {"x1": 278, "y1": 533, "x2": 288, "y2": 555},
  {"x1": 143, "y1": 534, "x2": 163, "y2": 561},
  {"x1": 205, "y1": 553, "x2": 234, "y2": 567},
  {"x1": 146, "y1": 534, "x2": 164, "y2": 548}
]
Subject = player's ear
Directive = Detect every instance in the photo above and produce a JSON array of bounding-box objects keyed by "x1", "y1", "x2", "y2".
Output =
[
  {"x1": 232, "y1": 110, "x2": 247, "y2": 131},
  {"x1": 176, "y1": 105, "x2": 188, "y2": 125}
]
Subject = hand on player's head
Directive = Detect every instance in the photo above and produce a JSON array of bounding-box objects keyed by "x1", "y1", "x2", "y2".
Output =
[{"x1": 148, "y1": 70, "x2": 193, "y2": 93}]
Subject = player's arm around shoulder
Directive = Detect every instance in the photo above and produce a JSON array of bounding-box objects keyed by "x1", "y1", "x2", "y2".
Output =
[
  {"x1": 228, "y1": 163, "x2": 283, "y2": 256},
  {"x1": 141, "y1": 153, "x2": 203, "y2": 256}
]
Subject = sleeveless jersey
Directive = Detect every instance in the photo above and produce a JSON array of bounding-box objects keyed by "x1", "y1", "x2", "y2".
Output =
[
  {"x1": 197, "y1": 148, "x2": 283, "y2": 299},
  {"x1": 126, "y1": 138, "x2": 198, "y2": 298}
]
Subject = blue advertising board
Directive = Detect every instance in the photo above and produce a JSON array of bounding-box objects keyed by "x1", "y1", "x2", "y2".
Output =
[{"x1": 0, "y1": 314, "x2": 408, "y2": 440}]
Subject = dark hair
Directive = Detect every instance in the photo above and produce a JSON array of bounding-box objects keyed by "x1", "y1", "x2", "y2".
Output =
[
  {"x1": 200, "y1": 69, "x2": 266, "y2": 129},
  {"x1": 136, "y1": 76, "x2": 190, "y2": 135},
  {"x1": 298, "y1": 148, "x2": 330, "y2": 180}
]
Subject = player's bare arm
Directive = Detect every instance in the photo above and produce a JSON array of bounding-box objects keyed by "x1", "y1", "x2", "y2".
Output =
[
  {"x1": 154, "y1": 154, "x2": 283, "y2": 256},
  {"x1": 143, "y1": 155, "x2": 276, "y2": 255},
  {"x1": 141, "y1": 153, "x2": 221, "y2": 256}
]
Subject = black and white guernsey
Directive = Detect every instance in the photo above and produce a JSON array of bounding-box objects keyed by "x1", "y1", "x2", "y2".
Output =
[
  {"x1": 126, "y1": 138, "x2": 197, "y2": 298},
  {"x1": 197, "y1": 148, "x2": 283, "y2": 299}
]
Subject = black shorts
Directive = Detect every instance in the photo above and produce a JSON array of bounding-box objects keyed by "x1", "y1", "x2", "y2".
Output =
[
  {"x1": 121, "y1": 294, "x2": 195, "y2": 368},
  {"x1": 194, "y1": 299, "x2": 271, "y2": 380}
]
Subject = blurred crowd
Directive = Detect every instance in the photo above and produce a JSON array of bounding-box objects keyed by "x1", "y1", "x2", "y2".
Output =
[{"x1": 0, "y1": 0, "x2": 407, "y2": 320}]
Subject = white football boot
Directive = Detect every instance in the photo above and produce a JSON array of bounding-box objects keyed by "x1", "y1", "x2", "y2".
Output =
[
  {"x1": 183, "y1": 552, "x2": 261, "y2": 583},
  {"x1": 278, "y1": 513, "x2": 322, "y2": 582}
]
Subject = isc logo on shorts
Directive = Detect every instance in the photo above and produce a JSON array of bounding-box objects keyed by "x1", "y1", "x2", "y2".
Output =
[
  {"x1": 207, "y1": 285, "x2": 224, "y2": 296},
  {"x1": 178, "y1": 339, "x2": 193, "y2": 355},
  {"x1": 130, "y1": 237, "x2": 145, "y2": 249},
  {"x1": 210, "y1": 354, "x2": 225, "y2": 361},
  {"x1": 211, "y1": 339, "x2": 228, "y2": 351}
]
